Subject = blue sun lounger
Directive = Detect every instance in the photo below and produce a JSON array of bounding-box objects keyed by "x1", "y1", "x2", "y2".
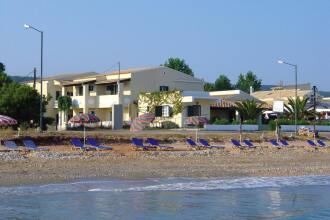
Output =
[
  {"x1": 146, "y1": 138, "x2": 174, "y2": 150},
  {"x1": 23, "y1": 139, "x2": 49, "y2": 151},
  {"x1": 131, "y1": 138, "x2": 150, "y2": 150},
  {"x1": 270, "y1": 139, "x2": 281, "y2": 148},
  {"x1": 186, "y1": 138, "x2": 203, "y2": 149},
  {"x1": 279, "y1": 140, "x2": 290, "y2": 147},
  {"x1": 71, "y1": 138, "x2": 88, "y2": 150},
  {"x1": 243, "y1": 139, "x2": 256, "y2": 148},
  {"x1": 231, "y1": 139, "x2": 244, "y2": 149},
  {"x1": 86, "y1": 138, "x2": 112, "y2": 150},
  {"x1": 307, "y1": 139, "x2": 318, "y2": 148},
  {"x1": 199, "y1": 138, "x2": 225, "y2": 149},
  {"x1": 3, "y1": 140, "x2": 20, "y2": 151},
  {"x1": 317, "y1": 139, "x2": 327, "y2": 147}
]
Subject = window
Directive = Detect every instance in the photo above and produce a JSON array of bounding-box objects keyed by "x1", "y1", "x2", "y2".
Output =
[
  {"x1": 78, "y1": 86, "x2": 83, "y2": 96},
  {"x1": 106, "y1": 84, "x2": 118, "y2": 95},
  {"x1": 160, "y1": 86, "x2": 169, "y2": 92},
  {"x1": 67, "y1": 91, "x2": 73, "y2": 96},
  {"x1": 155, "y1": 105, "x2": 171, "y2": 117},
  {"x1": 55, "y1": 91, "x2": 61, "y2": 100},
  {"x1": 89, "y1": 85, "x2": 94, "y2": 91},
  {"x1": 162, "y1": 105, "x2": 170, "y2": 117},
  {"x1": 155, "y1": 106, "x2": 162, "y2": 117},
  {"x1": 187, "y1": 105, "x2": 201, "y2": 117}
]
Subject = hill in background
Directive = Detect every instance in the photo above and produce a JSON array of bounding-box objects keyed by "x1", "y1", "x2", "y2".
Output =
[{"x1": 9, "y1": 75, "x2": 35, "y2": 83}]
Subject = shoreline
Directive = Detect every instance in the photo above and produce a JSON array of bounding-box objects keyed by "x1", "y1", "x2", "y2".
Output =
[{"x1": 2, "y1": 145, "x2": 330, "y2": 187}]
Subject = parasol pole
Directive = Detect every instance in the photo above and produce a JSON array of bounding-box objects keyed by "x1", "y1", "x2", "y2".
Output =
[{"x1": 83, "y1": 124, "x2": 86, "y2": 146}]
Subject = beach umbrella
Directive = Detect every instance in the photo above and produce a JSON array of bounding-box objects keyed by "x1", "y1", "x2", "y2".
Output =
[
  {"x1": 0, "y1": 115, "x2": 17, "y2": 126},
  {"x1": 69, "y1": 113, "x2": 100, "y2": 145},
  {"x1": 186, "y1": 116, "x2": 208, "y2": 142},
  {"x1": 130, "y1": 113, "x2": 155, "y2": 132},
  {"x1": 0, "y1": 115, "x2": 18, "y2": 147}
]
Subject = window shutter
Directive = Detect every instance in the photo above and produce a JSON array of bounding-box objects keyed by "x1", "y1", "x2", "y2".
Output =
[
  {"x1": 187, "y1": 106, "x2": 193, "y2": 117},
  {"x1": 155, "y1": 106, "x2": 162, "y2": 117}
]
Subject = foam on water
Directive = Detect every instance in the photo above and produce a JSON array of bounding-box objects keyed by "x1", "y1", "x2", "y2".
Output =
[
  {"x1": 88, "y1": 175, "x2": 330, "y2": 192},
  {"x1": 1, "y1": 175, "x2": 330, "y2": 196}
]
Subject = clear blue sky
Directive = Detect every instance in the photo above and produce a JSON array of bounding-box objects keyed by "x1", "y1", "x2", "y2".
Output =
[{"x1": 1, "y1": 0, "x2": 330, "y2": 90}]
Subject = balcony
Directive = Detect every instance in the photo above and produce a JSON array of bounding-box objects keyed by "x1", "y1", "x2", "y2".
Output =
[
  {"x1": 98, "y1": 95, "x2": 119, "y2": 108},
  {"x1": 70, "y1": 95, "x2": 131, "y2": 108}
]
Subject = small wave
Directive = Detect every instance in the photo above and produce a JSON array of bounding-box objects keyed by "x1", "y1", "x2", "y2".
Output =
[
  {"x1": 2, "y1": 175, "x2": 330, "y2": 196},
  {"x1": 88, "y1": 175, "x2": 330, "y2": 192}
]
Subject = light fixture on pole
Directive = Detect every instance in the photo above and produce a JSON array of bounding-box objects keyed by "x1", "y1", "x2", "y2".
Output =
[
  {"x1": 24, "y1": 24, "x2": 44, "y2": 132},
  {"x1": 277, "y1": 59, "x2": 298, "y2": 134}
]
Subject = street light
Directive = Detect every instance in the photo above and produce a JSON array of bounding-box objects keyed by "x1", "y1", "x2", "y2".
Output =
[
  {"x1": 277, "y1": 59, "x2": 298, "y2": 134},
  {"x1": 24, "y1": 24, "x2": 44, "y2": 132}
]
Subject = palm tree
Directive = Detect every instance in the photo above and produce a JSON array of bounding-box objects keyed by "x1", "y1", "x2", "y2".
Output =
[
  {"x1": 284, "y1": 97, "x2": 311, "y2": 120},
  {"x1": 235, "y1": 100, "x2": 264, "y2": 142},
  {"x1": 58, "y1": 96, "x2": 72, "y2": 130}
]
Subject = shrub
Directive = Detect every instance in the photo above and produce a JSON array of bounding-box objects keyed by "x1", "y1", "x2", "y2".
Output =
[
  {"x1": 213, "y1": 118, "x2": 230, "y2": 125},
  {"x1": 161, "y1": 121, "x2": 179, "y2": 129}
]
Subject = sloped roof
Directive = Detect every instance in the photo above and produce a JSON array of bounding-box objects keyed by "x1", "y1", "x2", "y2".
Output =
[
  {"x1": 209, "y1": 90, "x2": 261, "y2": 102},
  {"x1": 252, "y1": 89, "x2": 311, "y2": 104}
]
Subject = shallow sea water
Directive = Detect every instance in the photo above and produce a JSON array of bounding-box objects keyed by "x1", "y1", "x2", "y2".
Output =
[{"x1": 1, "y1": 175, "x2": 330, "y2": 219}]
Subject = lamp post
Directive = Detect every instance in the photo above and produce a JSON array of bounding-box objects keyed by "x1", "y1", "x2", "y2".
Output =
[
  {"x1": 24, "y1": 24, "x2": 44, "y2": 132},
  {"x1": 277, "y1": 59, "x2": 298, "y2": 134}
]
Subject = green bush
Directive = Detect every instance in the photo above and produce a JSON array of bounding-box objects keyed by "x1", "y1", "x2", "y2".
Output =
[
  {"x1": 161, "y1": 121, "x2": 179, "y2": 129},
  {"x1": 231, "y1": 119, "x2": 257, "y2": 125},
  {"x1": 213, "y1": 118, "x2": 230, "y2": 125}
]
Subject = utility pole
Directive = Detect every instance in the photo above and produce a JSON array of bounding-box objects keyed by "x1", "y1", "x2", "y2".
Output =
[
  {"x1": 33, "y1": 67, "x2": 37, "y2": 90},
  {"x1": 313, "y1": 85, "x2": 317, "y2": 139},
  {"x1": 117, "y1": 61, "x2": 121, "y2": 103}
]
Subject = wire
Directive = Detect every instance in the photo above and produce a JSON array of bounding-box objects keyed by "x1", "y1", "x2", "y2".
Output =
[{"x1": 101, "y1": 62, "x2": 120, "y2": 73}]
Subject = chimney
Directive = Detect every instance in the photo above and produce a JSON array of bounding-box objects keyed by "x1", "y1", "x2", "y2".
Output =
[{"x1": 250, "y1": 86, "x2": 254, "y2": 94}]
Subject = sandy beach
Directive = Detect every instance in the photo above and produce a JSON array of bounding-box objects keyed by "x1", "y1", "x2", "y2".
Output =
[{"x1": 1, "y1": 130, "x2": 330, "y2": 187}]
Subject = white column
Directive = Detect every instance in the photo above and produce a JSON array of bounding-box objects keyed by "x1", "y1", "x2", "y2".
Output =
[
  {"x1": 83, "y1": 84, "x2": 89, "y2": 114},
  {"x1": 59, "y1": 87, "x2": 67, "y2": 130}
]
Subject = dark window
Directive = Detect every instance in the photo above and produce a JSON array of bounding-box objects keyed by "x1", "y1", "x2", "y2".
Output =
[
  {"x1": 89, "y1": 85, "x2": 94, "y2": 91},
  {"x1": 155, "y1": 105, "x2": 172, "y2": 117},
  {"x1": 187, "y1": 105, "x2": 201, "y2": 117},
  {"x1": 106, "y1": 84, "x2": 118, "y2": 95},
  {"x1": 67, "y1": 92, "x2": 73, "y2": 96},
  {"x1": 155, "y1": 106, "x2": 162, "y2": 117},
  {"x1": 160, "y1": 86, "x2": 169, "y2": 92},
  {"x1": 78, "y1": 86, "x2": 83, "y2": 96},
  {"x1": 55, "y1": 91, "x2": 61, "y2": 100}
]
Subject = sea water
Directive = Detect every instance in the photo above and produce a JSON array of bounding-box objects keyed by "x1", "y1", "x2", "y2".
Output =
[{"x1": 1, "y1": 176, "x2": 330, "y2": 219}]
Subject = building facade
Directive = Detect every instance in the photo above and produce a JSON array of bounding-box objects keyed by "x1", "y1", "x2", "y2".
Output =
[{"x1": 26, "y1": 67, "x2": 217, "y2": 129}]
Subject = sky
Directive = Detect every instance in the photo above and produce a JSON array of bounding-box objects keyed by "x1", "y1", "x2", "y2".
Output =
[{"x1": 1, "y1": 0, "x2": 330, "y2": 90}]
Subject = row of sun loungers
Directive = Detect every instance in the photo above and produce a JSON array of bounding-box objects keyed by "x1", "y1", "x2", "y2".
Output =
[
  {"x1": 1, "y1": 138, "x2": 329, "y2": 152},
  {"x1": 1, "y1": 140, "x2": 49, "y2": 151},
  {"x1": 132, "y1": 137, "x2": 330, "y2": 151}
]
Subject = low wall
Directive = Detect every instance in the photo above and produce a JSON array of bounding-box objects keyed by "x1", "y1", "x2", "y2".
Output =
[
  {"x1": 204, "y1": 124, "x2": 259, "y2": 131},
  {"x1": 281, "y1": 125, "x2": 330, "y2": 132}
]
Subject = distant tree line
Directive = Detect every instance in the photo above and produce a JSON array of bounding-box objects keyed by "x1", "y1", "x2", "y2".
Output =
[{"x1": 162, "y1": 57, "x2": 262, "y2": 93}]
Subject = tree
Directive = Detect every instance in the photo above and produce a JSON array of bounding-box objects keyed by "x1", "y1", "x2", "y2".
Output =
[
  {"x1": 0, "y1": 63, "x2": 12, "y2": 87},
  {"x1": 284, "y1": 96, "x2": 311, "y2": 120},
  {"x1": 0, "y1": 82, "x2": 49, "y2": 126},
  {"x1": 58, "y1": 95, "x2": 72, "y2": 129},
  {"x1": 234, "y1": 100, "x2": 264, "y2": 141},
  {"x1": 163, "y1": 57, "x2": 194, "y2": 76},
  {"x1": 0, "y1": 62, "x2": 5, "y2": 72},
  {"x1": 235, "y1": 71, "x2": 262, "y2": 93},
  {"x1": 214, "y1": 74, "x2": 232, "y2": 91},
  {"x1": 204, "y1": 82, "x2": 215, "y2": 91}
]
